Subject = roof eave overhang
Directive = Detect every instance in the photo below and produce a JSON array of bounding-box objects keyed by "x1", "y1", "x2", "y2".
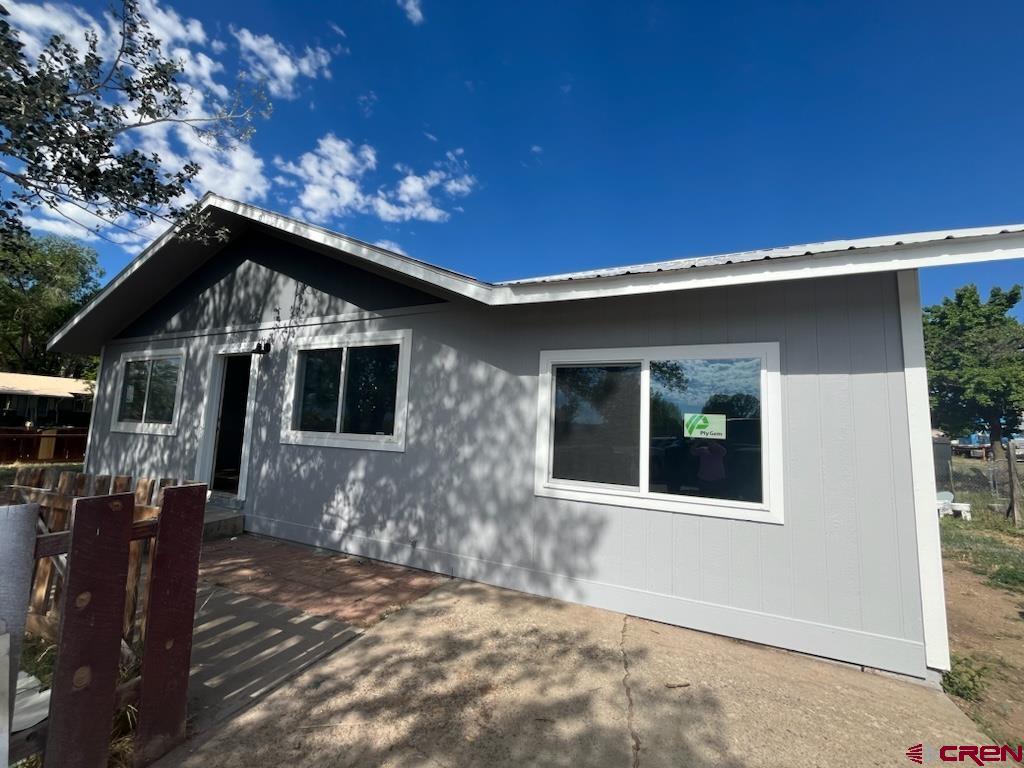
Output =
[
  {"x1": 496, "y1": 232, "x2": 1024, "y2": 305},
  {"x1": 47, "y1": 192, "x2": 1024, "y2": 355}
]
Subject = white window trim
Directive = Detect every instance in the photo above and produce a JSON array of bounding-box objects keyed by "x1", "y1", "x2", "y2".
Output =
[
  {"x1": 534, "y1": 342, "x2": 785, "y2": 524},
  {"x1": 109, "y1": 346, "x2": 187, "y2": 436},
  {"x1": 280, "y1": 329, "x2": 412, "y2": 452}
]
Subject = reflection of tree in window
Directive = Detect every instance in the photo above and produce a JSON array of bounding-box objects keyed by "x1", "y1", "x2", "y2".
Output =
[
  {"x1": 648, "y1": 357, "x2": 762, "y2": 503},
  {"x1": 117, "y1": 356, "x2": 181, "y2": 424},
  {"x1": 553, "y1": 365, "x2": 641, "y2": 486},
  {"x1": 650, "y1": 360, "x2": 688, "y2": 439},
  {"x1": 118, "y1": 360, "x2": 148, "y2": 422},
  {"x1": 296, "y1": 349, "x2": 342, "y2": 432},
  {"x1": 144, "y1": 357, "x2": 180, "y2": 423},
  {"x1": 342, "y1": 345, "x2": 399, "y2": 435}
]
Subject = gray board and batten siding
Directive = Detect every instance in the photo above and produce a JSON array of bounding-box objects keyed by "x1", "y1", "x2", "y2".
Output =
[{"x1": 84, "y1": 235, "x2": 929, "y2": 677}]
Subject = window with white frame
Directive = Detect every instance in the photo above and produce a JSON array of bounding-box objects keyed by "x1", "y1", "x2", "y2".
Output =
[
  {"x1": 281, "y1": 329, "x2": 411, "y2": 451},
  {"x1": 111, "y1": 349, "x2": 186, "y2": 435},
  {"x1": 535, "y1": 342, "x2": 784, "y2": 523}
]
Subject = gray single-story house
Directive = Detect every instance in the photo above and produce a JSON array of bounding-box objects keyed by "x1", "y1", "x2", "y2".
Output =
[{"x1": 48, "y1": 194, "x2": 1024, "y2": 679}]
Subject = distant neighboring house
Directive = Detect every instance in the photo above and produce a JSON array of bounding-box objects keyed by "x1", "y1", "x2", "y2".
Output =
[
  {"x1": 47, "y1": 193, "x2": 1024, "y2": 680},
  {"x1": 0, "y1": 372, "x2": 93, "y2": 427}
]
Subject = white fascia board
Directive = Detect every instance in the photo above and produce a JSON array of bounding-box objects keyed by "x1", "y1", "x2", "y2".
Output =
[
  {"x1": 205, "y1": 195, "x2": 496, "y2": 304},
  {"x1": 496, "y1": 234, "x2": 1024, "y2": 305},
  {"x1": 46, "y1": 193, "x2": 1024, "y2": 353},
  {"x1": 46, "y1": 204, "x2": 202, "y2": 351},
  {"x1": 897, "y1": 269, "x2": 950, "y2": 672},
  {"x1": 47, "y1": 193, "x2": 496, "y2": 352}
]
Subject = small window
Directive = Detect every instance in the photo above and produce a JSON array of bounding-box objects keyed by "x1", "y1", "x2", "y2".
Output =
[
  {"x1": 282, "y1": 331, "x2": 410, "y2": 451},
  {"x1": 111, "y1": 349, "x2": 186, "y2": 435},
  {"x1": 535, "y1": 343, "x2": 783, "y2": 523}
]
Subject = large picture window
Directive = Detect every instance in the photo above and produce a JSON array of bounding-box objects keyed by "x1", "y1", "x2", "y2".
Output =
[
  {"x1": 535, "y1": 343, "x2": 783, "y2": 523},
  {"x1": 281, "y1": 330, "x2": 411, "y2": 451},
  {"x1": 111, "y1": 348, "x2": 186, "y2": 435}
]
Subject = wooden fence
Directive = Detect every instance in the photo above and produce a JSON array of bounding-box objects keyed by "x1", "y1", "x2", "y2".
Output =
[
  {"x1": 2, "y1": 470, "x2": 207, "y2": 767},
  {"x1": 0, "y1": 430, "x2": 88, "y2": 464}
]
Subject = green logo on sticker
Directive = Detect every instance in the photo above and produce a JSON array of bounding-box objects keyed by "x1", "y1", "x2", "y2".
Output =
[
  {"x1": 683, "y1": 412, "x2": 727, "y2": 439},
  {"x1": 685, "y1": 413, "x2": 710, "y2": 434}
]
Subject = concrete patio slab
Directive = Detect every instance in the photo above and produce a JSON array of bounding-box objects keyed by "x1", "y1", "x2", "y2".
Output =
[
  {"x1": 161, "y1": 580, "x2": 985, "y2": 768},
  {"x1": 199, "y1": 536, "x2": 446, "y2": 627}
]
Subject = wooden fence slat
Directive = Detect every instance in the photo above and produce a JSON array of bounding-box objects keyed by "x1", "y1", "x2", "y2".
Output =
[
  {"x1": 112, "y1": 475, "x2": 133, "y2": 494},
  {"x1": 29, "y1": 472, "x2": 76, "y2": 617},
  {"x1": 0, "y1": 503, "x2": 38, "y2": 729},
  {"x1": 44, "y1": 493, "x2": 134, "y2": 768},
  {"x1": 93, "y1": 475, "x2": 111, "y2": 496},
  {"x1": 42, "y1": 468, "x2": 59, "y2": 490},
  {"x1": 73, "y1": 473, "x2": 92, "y2": 498},
  {"x1": 34, "y1": 519, "x2": 159, "y2": 559},
  {"x1": 154, "y1": 478, "x2": 178, "y2": 508},
  {"x1": 134, "y1": 478, "x2": 155, "y2": 507},
  {"x1": 133, "y1": 485, "x2": 206, "y2": 766},
  {"x1": 123, "y1": 501, "x2": 153, "y2": 643}
]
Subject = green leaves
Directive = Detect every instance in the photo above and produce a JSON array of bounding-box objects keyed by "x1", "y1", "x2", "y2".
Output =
[
  {"x1": 0, "y1": 235, "x2": 101, "y2": 376},
  {"x1": 924, "y1": 283, "x2": 1024, "y2": 441},
  {"x1": 0, "y1": 0, "x2": 263, "y2": 244}
]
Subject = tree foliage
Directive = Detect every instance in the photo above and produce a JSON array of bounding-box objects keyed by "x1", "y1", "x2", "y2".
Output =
[
  {"x1": 923, "y1": 283, "x2": 1024, "y2": 445},
  {"x1": 0, "y1": 0, "x2": 264, "y2": 245},
  {"x1": 0, "y1": 235, "x2": 102, "y2": 376}
]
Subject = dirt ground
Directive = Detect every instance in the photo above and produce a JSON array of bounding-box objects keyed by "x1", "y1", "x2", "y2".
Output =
[
  {"x1": 160, "y1": 579, "x2": 982, "y2": 768},
  {"x1": 944, "y1": 559, "x2": 1024, "y2": 742}
]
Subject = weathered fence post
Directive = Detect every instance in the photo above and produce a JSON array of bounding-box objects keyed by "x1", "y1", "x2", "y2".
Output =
[
  {"x1": 1, "y1": 625, "x2": 8, "y2": 768},
  {"x1": 0, "y1": 502, "x2": 39, "y2": 729},
  {"x1": 133, "y1": 484, "x2": 207, "y2": 766},
  {"x1": 44, "y1": 493, "x2": 134, "y2": 768},
  {"x1": 1010, "y1": 439, "x2": 1023, "y2": 528}
]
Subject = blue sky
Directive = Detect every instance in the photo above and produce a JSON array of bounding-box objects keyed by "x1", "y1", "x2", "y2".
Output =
[{"x1": 9, "y1": 0, "x2": 1024, "y2": 316}]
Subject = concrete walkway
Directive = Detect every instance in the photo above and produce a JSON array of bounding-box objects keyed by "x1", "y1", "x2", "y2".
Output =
[{"x1": 161, "y1": 579, "x2": 983, "y2": 767}]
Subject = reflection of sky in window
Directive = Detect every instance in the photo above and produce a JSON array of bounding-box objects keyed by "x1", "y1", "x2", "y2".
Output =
[{"x1": 652, "y1": 358, "x2": 760, "y2": 413}]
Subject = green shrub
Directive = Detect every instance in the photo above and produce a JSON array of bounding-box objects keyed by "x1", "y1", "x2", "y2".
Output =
[{"x1": 943, "y1": 654, "x2": 988, "y2": 702}]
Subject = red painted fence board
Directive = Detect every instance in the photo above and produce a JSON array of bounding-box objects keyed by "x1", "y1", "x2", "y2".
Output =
[
  {"x1": 133, "y1": 485, "x2": 207, "y2": 765},
  {"x1": 43, "y1": 493, "x2": 134, "y2": 768}
]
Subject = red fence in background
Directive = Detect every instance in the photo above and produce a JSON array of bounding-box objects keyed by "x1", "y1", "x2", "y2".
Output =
[{"x1": 0, "y1": 429, "x2": 87, "y2": 464}]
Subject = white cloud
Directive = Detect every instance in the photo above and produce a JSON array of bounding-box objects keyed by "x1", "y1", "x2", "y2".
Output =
[
  {"x1": 138, "y1": 0, "x2": 206, "y2": 46},
  {"x1": 232, "y1": 26, "x2": 331, "y2": 99},
  {"x1": 274, "y1": 133, "x2": 377, "y2": 223},
  {"x1": 6, "y1": 0, "x2": 476, "y2": 251},
  {"x1": 275, "y1": 135, "x2": 477, "y2": 225},
  {"x1": 530, "y1": 144, "x2": 543, "y2": 154},
  {"x1": 5, "y1": 1, "x2": 118, "y2": 59},
  {"x1": 397, "y1": 0, "x2": 424, "y2": 25},
  {"x1": 374, "y1": 239, "x2": 407, "y2": 255},
  {"x1": 6, "y1": 0, "x2": 278, "y2": 249},
  {"x1": 358, "y1": 91, "x2": 378, "y2": 117},
  {"x1": 329, "y1": 21, "x2": 347, "y2": 38}
]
